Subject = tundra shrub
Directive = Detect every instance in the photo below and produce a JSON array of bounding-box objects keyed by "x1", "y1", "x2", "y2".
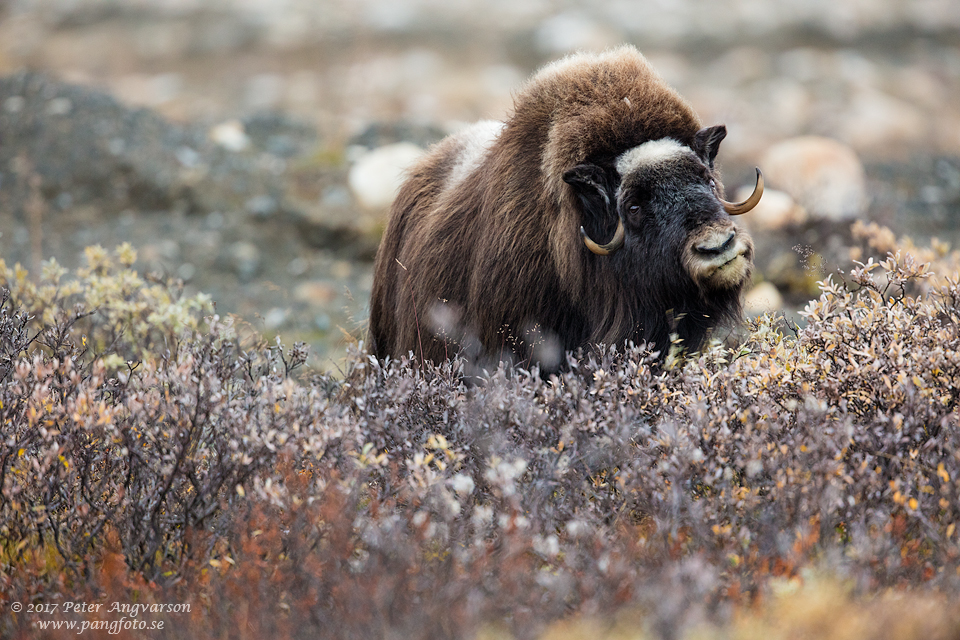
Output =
[
  {"x1": 2, "y1": 231, "x2": 960, "y2": 639},
  {"x1": 0, "y1": 248, "x2": 308, "y2": 579}
]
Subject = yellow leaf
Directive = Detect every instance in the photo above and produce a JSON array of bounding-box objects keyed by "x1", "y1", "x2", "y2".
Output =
[{"x1": 908, "y1": 498, "x2": 919, "y2": 510}]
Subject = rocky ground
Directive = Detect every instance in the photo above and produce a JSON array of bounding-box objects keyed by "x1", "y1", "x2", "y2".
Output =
[{"x1": 1, "y1": 0, "x2": 959, "y2": 369}]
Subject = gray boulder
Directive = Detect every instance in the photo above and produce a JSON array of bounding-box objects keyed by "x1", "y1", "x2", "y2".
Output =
[{"x1": 0, "y1": 72, "x2": 286, "y2": 216}]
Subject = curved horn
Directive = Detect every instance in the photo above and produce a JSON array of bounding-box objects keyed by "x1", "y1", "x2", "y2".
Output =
[
  {"x1": 580, "y1": 218, "x2": 625, "y2": 256},
  {"x1": 720, "y1": 168, "x2": 764, "y2": 216}
]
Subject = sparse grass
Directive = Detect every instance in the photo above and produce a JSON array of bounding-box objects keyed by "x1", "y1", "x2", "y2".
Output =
[{"x1": 2, "y1": 226, "x2": 960, "y2": 639}]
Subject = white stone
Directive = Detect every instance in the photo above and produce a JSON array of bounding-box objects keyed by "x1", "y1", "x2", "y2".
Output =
[
  {"x1": 837, "y1": 88, "x2": 928, "y2": 153},
  {"x1": 735, "y1": 187, "x2": 807, "y2": 231},
  {"x1": 760, "y1": 136, "x2": 866, "y2": 221},
  {"x1": 3, "y1": 96, "x2": 25, "y2": 113},
  {"x1": 263, "y1": 307, "x2": 288, "y2": 330},
  {"x1": 230, "y1": 241, "x2": 260, "y2": 281},
  {"x1": 348, "y1": 142, "x2": 425, "y2": 211},
  {"x1": 209, "y1": 120, "x2": 250, "y2": 152},
  {"x1": 744, "y1": 282, "x2": 783, "y2": 316},
  {"x1": 45, "y1": 97, "x2": 72, "y2": 116}
]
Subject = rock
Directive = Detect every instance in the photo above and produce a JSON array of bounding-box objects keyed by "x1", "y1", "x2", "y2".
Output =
[
  {"x1": 209, "y1": 119, "x2": 250, "y2": 152},
  {"x1": 765, "y1": 79, "x2": 813, "y2": 135},
  {"x1": 314, "y1": 313, "x2": 332, "y2": 332},
  {"x1": 838, "y1": 88, "x2": 928, "y2": 153},
  {"x1": 320, "y1": 185, "x2": 352, "y2": 209},
  {"x1": 229, "y1": 241, "x2": 261, "y2": 282},
  {"x1": 287, "y1": 165, "x2": 382, "y2": 261},
  {"x1": 113, "y1": 73, "x2": 183, "y2": 108},
  {"x1": 347, "y1": 142, "x2": 425, "y2": 211},
  {"x1": 243, "y1": 111, "x2": 318, "y2": 158},
  {"x1": 760, "y1": 136, "x2": 867, "y2": 221},
  {"x1": 294, "y1": 210, "x2": 382, "y2": 261},
  {"x1": 0, "y1": 72, "x2": 296, "y2": 216},
  {"x1": 0, "y1": 72, "x2": 195, "y2": 211},
  {"x1": 176, "y1": 262, "x2": 196, "y2": 282},
  {"x1": 263, "y1": 307, "x2": 288, "y2": 331},
  {"x1": 330, "y1": 260, "x2": 352, "y2": 280},
  {"x1": 245, "y1": 194, "x2": 279, "y2": 218},
  {"x1": 45, "y1": 97, "x2": 72, "y2": 116},
  {"x1": 744, "y1": 282, "x2": 784, "y2": 316},
  {"x1": 294, "y1": 281, "x2": 337, "y2": 306},
  {"x1": 735, "y1": 187, "x2": 807, "y2": 231},
  {"x1": 137, "y1": 239, "x2": 181, "y2": 268},
  {"x1": 348, "y1": 121, "x2": 447, "y2": 150},
  {"x1": 286, "y1": 257, "x2": 309, "y2": 276}
]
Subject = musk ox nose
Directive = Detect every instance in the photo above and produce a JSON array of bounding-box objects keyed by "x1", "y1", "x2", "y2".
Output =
[
  {"x1": 695, "y1": 229, "x2": 736, "y2": 256},
  {"x1": 684, "y1": 223, "x2": 753, "y2": 290}
]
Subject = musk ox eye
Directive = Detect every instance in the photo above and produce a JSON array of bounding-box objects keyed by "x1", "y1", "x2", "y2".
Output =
[{"x1": 628, "y1": 204, "x2": 640, "y2": 215}]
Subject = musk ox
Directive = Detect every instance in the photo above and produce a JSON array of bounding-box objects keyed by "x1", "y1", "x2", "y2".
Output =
[{"x1": 368, "y1": 46, "x2": 763, "y2": 371}]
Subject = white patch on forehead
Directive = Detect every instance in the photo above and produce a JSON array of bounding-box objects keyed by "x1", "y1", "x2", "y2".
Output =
[
  {"x1": 446, "y1": 120, "x2": 505, "y2": 189},
  {"x1": 616, "y1": 138, "x2": 694, "y2": 177}
]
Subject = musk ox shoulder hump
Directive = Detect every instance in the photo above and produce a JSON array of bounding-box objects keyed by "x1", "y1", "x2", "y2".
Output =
[
  {"x1": 445, "y1": 120, "x2": 506, "y2": 190},
  {"x1": 514, "y1": 46, "x2": 702, "y2": 201}
]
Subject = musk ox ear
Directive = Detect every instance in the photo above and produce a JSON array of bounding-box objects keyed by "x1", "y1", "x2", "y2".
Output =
[
  {"x1": 694, "y1": 125, "x2": 727, "y2": 167},
  {"x1": 564, "y1": 163, "x2": 624, "y2": 255},
  {"x1": 563, "y1": 163, "x2": 614, "y2": 211}
]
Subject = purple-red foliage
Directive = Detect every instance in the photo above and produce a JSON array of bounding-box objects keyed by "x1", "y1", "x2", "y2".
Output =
[{"x1": 2, "y1": 235, "x2": 960, "y2": 639}]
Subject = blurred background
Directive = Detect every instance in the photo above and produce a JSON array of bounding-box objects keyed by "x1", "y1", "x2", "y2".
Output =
[{"x1": 0, "y1": 0, "x2": 959, "y2": 368}]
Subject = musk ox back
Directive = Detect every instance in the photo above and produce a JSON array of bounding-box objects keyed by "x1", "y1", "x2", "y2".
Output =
[{"x1": 369, "y1": 46, "x2": 763, "y2": 370}]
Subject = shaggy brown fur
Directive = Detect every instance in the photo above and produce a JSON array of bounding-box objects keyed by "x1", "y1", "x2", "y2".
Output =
[{"x1": 369, "y1": 46, "x2": 753, "y2": 370}]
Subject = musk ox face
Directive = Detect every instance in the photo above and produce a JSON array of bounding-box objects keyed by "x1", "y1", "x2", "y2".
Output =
[{"x1": 564, "y1": 125, "x2": 760, "y2": 307}]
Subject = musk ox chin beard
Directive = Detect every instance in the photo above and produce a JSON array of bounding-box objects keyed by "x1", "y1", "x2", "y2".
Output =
[{"x1": 682, "y1": 223, "x2": 754, "y2": 291}]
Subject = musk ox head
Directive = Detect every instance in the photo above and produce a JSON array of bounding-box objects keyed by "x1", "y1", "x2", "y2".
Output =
[{"x1": 565, "y1": 127, "x2": 761, "y2": 303}]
